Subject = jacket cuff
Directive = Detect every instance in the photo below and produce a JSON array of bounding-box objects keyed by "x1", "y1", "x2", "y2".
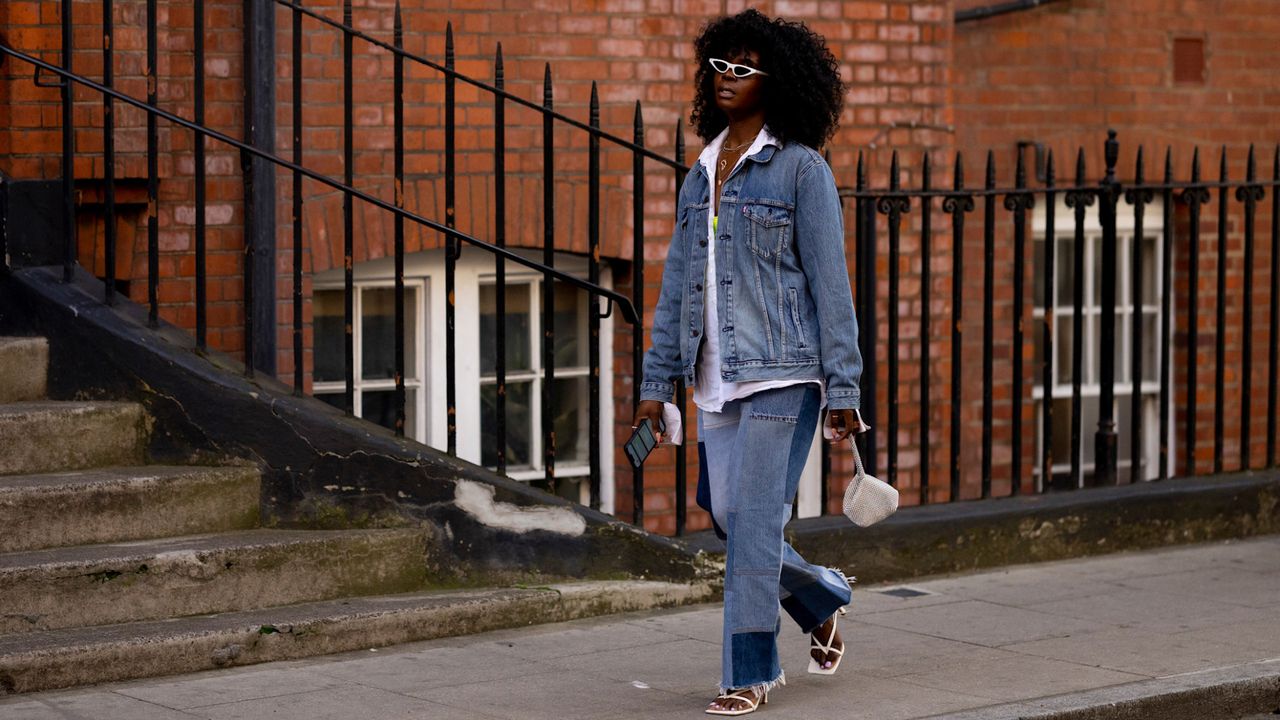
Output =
[
  {"x1": 826, "y1": 388, "x2": 861, "y2": 411},
  {"x1": 639, "y1": 381, "x2": 675, "y2": 404}
]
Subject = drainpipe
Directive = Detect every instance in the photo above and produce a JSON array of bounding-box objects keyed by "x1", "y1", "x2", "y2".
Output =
[
  {"x1": 956, "y1": 0, "x2": 1068, "y2": 23},
  {"x1": 243, "y1": 0, "x2": 276, "y2": 375}
]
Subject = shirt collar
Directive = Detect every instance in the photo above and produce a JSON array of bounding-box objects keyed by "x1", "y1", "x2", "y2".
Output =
[{"x1": 697, "y1": 123, "x2": 782, "y2": 177}]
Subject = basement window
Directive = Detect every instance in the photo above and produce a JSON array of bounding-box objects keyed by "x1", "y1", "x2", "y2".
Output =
[{"x1": 313, "y1": 284, "x2": 426, "y2": 442}]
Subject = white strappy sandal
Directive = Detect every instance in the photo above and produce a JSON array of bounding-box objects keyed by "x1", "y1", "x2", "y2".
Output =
[
  {"x1": 705, "y1": 687, "x2": 768, "y2": 716},
  {"x1": 807, "y1": 605, "x2": 847, "y2": 675}
]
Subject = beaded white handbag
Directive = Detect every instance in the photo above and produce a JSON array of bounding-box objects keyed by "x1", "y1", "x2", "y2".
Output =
[{"x1": 841, "y1": 437, "x2": 898, "y2": 527}]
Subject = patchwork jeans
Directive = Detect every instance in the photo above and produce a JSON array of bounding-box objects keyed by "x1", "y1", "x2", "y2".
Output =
[{"x1": 696, "y1": 384, "x2": 854, "y2": 693}]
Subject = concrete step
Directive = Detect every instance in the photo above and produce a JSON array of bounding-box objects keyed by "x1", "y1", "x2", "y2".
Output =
[
  {"x1": 0, "y1": 466, "x2": 261, "y2": 553},
  {"x1": 0, "y1": 579, "x2": 717, "y2": 695},
  {"x1": 0, "y1": 402, "x2": 147, "y2": 476},
  {"x1": 0, "y1": 337, "x2": 48, "y2": 403},
  {"x1": 0, "y1": 528, "x2": 430, "y2": 634}
]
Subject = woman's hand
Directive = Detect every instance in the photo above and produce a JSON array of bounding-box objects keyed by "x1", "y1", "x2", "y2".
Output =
[
  {"x1": 826, "y1": 408, "x2": 865, "y2": 443},
  {"x1": 631, "y1": 400, "x2": 666, "y2": 443}
]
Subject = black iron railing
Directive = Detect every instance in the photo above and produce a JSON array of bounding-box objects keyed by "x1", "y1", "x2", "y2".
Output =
[
  {"x1": 270, "y1": 0, "x2": 691, "y2": 519},
  {"x1": 4, "y1": 4, "x2": 1280, "y2": 537},
  {"x1": 847, "y1": 132, "x2": 1280, "y2": 504},
  {"x1": 0, "y1": 1, "x2": 685, "y2": 531}
]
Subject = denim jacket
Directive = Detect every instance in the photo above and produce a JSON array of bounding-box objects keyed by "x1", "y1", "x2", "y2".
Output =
[{"x1": 640, "y1": 138, "x2": 864, "y2": 411}]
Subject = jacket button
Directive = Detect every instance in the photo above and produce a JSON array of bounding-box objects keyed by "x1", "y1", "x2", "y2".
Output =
[
  {"x1": 700, "y1": 239, "x2": 707, "y2": 247},
  {"x1": 690, "y1": 330, "x2": 697, "y2": 338},
  {"x1": 695, "y1": 284, "x2": 702, "y2": 292}
]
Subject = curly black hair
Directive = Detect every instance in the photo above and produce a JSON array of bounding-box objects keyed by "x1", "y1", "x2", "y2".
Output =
[{"x1": 689, "y1": 9, "x2": 845, "y2": 151}]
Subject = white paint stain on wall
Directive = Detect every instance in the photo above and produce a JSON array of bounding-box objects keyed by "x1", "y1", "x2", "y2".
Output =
[{"x1": 454, "y1": 480, "x2": 587, "y2": 536}]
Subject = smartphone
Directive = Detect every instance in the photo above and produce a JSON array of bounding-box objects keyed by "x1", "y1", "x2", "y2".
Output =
[{"x1": 624, "y1": 417, "x2": 664, "y2": 468}]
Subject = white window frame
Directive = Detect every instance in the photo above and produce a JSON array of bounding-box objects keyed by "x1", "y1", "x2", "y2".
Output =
[
  {"x1": 312, "y1": 279, "x2": 428, "y2": 444},
  {"x1": 315, "y1": 248, "x2": 615, "y2": 514},
  {"x1": 475, "y1": 276, "x2": 593, "y2": 482},
  {"x1": 1032, "y1": 197, "x2": 1175, "y2": 488}
]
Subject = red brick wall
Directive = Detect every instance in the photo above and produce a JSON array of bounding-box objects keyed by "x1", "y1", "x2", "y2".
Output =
[
  {"x1": 2, "y1": 0, "x2": 955, "y2": 534},
  {"x1": 266, "y1": 0, "x2": 956, "y2": 533},
  {"x1": 951, "y1": 0, "x2": 1280, "y2": 483},
  {"x1": 1, "y1": 0, "x2": 250, "y2": 351}
]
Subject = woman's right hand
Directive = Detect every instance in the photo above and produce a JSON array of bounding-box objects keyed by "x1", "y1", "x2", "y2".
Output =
[{"x1": 631, "y1": 400, "x2": 666, "y2": 443}]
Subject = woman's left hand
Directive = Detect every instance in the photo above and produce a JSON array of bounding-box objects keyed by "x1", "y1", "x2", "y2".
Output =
[{"x1": 826, "y1": 409, "x2": 865, "y2": 442}]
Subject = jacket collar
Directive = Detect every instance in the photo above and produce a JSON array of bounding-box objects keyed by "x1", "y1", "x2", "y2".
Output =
[{"x1": 694, "y1": 123, "x2": 781, "y2": 182}]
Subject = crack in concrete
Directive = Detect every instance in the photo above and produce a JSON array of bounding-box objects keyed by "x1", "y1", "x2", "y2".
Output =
[
  {"x1": 0, "y1": 613, "x2": 44, "y2": 627},
  {"x1": 136, "y1": 377, "x2": 232, "y2": 460},
  {"x1": 265, "y1": 396, "x2": 425, "y2": 471}
]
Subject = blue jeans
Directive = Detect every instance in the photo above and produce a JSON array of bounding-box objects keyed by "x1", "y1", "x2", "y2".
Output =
[{"x1": 696, "y1": 384, "x2": 853, "y2": 693}]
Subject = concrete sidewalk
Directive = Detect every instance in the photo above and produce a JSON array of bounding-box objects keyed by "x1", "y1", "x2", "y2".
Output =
[{"x1": 4, "y1": 535, "x2": 1279, "y2": 720}]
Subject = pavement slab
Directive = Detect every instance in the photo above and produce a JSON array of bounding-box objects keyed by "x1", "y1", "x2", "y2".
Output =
[{"x1": 2, "y1": 535, "x2": 1278, "y2": 719}]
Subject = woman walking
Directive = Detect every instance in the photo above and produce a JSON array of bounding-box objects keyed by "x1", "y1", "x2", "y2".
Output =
[{"x1": 632, "y1": 9, "x2": 866, "y2": 716}]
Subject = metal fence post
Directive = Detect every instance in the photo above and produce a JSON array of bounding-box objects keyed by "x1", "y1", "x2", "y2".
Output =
[{"x1": 1094, "y1": 130, "x2": 1121, "y2": 487}]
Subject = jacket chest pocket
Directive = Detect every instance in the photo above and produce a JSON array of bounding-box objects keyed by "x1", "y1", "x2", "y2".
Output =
[{"x1": 742, "y1": 203, "x2": 793, "y2": 259}]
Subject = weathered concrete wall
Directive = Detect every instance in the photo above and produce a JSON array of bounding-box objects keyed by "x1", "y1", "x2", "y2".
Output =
[
  {"x1": 685, "y1": 469, "x2": 1280, "y2": 584},
  {"x1": 0, "y1": 266, "x2": 716, "y2": 587}
]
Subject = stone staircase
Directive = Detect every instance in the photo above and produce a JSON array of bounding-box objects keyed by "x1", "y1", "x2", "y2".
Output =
[{"x1": 0, "y1": 336, "x2": 715, "y2": 695}]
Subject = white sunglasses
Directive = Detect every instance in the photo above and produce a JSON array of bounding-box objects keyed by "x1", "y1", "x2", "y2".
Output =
[{"x1": 708, "y1": 57, "x2": 769, "y2": 78}]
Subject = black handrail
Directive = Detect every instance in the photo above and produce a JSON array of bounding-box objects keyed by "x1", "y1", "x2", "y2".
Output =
[{"x1": 0, "y1": 44, "x2": 639, "y2": 327}]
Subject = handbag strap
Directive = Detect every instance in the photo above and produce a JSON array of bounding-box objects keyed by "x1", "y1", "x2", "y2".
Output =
[{"x1": 849, "y1": 436, "x2": 866, "y2": 481}]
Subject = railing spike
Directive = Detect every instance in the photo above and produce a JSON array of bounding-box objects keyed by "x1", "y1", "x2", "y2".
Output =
[{"x1": 674, "y1": 115, "x2": 684, "y2": 162}]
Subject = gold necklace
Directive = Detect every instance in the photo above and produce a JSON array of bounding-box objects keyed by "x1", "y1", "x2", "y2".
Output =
[{"x1": 717, "y1": 143, "x2": 749, "y2": 174}]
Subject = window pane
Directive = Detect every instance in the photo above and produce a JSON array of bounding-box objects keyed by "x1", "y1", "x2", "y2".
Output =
[
  {"x1": 480, "y1": 284, "x2": 532, "y2": 375},
  {"x1": 552, "y1": 281, "x2": 588, "y2": 368},
  {"x1": 1081, "y1": 395, "x2": 1100, "y2": 477},
  {"x1": 481, "y1": 380, "x2": 532, "y2": 468},
  {"x1": 1143, "y1": 312, "x2": 1160, "y2": 383},
  {"x1": 362, "y1": 287, "x2": 417, "y2": 381},
  {"x1": 314, "y1": 290, "x2": 346, "y2": 383},
  {"x1": 1116, "y1": 313, "x2": 1130, "y2": 385},
  {"x1": 1033, "y1": 238, "x2": 1047, "y2": 309},
  {"x1": 1050, "y1": 396, "x2": 1073, "y2": 476},
  {"x1": 1107, "y1": 314, "x2": 1122, "y2": 387},
  {"x1": 1057, "y1": 236, "x2": 1075, "y2": 307},
  {"x1": 1056, "y1": 314, "x2": 1074, "y2": 386},
  {"x1": 316, "y1": 392, "x2": 346, "y2": 411},
  {"x1": 553, "y1": 377, "x2": 588, "y2": 465},
  {"x1": 530, "y1": 475, "x2": 585, "y2": 502},
  {"x1": 1116, "y1": 393, "x2": 1133, "y2": 471},
  {"x1": 1086, "y1": 314, "x2": 1107, "y2": 386},
  {"x1": 1090, "y1": 236, "x2": 1102, "y2": 306},
  {"x1": 1141, "y1": 234, "x2": 1159, "y2": 305},
  {"x1": 361, "y1": 389, "x2": 417, "y2": 438}
]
